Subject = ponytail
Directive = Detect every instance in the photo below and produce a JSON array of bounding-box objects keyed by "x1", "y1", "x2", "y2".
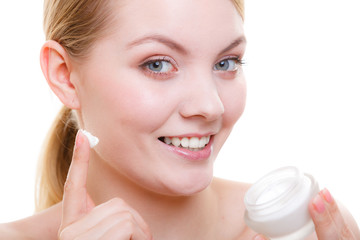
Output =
[
  {"x1": 35, "y1": 106, "x2": 78, "y2": 212},
  {"x1": 39, "y1": 0, "x2": 114, "y2": 212}
]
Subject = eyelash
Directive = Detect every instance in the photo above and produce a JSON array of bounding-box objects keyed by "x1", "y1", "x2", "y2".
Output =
[
  {"x1": 139, "y1": 56, "x2": 178, "y2": 79},
  {"x1": 215, "y1": 56, "x2": 246, "y2": 71},
  {"x1": 234, "y1": 56, "x2": 246, "y2": 66},
  {"x1": 139, "y1": 55, "x2": 245, "y2": 79}
]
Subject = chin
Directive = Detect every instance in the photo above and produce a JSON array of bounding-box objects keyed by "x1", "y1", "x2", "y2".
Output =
[{"x1": 158, "y1": 168, "x2": 214, "y2": 197}]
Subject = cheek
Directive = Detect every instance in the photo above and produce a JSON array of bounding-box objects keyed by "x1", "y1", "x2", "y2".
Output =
[
  {"x1": 115, "y1": 85, "x2": 170, "y2": 131},
  {"x1": 84, "y1": 73, "x2": 173, "y2": 134},
  {"x1": 221, "y1": 79, "x2": 247, "y2": 127}
]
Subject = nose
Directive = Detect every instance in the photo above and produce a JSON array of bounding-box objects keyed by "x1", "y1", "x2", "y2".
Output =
[{"x1": 179, "y1": 75, "x2": 225, "y2": 122}]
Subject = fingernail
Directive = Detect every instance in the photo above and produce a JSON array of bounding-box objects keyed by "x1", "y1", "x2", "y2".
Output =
[
  {"x1": 313, "y1": 194, "x2": 325, "y2": 213},
  {"x1": 322, "y1": 188, "x2": 333, "y2": 203}
]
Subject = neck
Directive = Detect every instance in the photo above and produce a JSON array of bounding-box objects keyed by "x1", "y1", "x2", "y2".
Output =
[{"x1": 87, "y1": 152, "x2": 218, "y2": 239}]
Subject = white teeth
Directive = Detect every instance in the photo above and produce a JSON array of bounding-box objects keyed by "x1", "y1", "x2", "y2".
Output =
[
  {"x1": 180, "y1": 138, "x2": 189, "y2": 148},
  {"x1": 172, "y1": 137, "x2": 181, "y2": 147},
  {"x1": 164, "y1": 137, "x2": 172, "y2": 145},
  {"x1": 162, "y1": 136, "x2": 211, "y2": 150},
  {"x1": 189, "y1": 137, "x2": 200, "y2": 148},
  {"x1": 199, "y1": 136, "x2": 207, "y2": 147}
]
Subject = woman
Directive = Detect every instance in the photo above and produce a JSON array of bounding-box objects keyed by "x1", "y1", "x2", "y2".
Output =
[{"x1": 1, "y1": 0, "x2": 359, "y2": 239}]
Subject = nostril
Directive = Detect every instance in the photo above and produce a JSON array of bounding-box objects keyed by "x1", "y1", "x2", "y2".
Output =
[{"x1": 179, "y1": 89, "x2": 224, "y2": 121}]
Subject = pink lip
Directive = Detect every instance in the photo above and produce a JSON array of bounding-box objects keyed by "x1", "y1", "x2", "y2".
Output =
[
  {"x1": 165, "y1": 132, "x2": 213, "y2": 139},
  {"x1": 159, "y1": 136, "x2": 214, "y2": 161}
]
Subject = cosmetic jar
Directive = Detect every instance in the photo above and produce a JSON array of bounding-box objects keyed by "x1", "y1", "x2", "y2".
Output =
[{"x1": 244, "y1": 166, "x2": 319, "y2": 240}]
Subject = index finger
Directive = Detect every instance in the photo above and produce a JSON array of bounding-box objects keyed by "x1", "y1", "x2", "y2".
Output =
[{"x1": 61, "y1": 130, "x2": 92, "y2": 227}]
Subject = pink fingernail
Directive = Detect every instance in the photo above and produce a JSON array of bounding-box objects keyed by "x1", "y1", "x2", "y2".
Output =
[
  {"x1": 322, "y1": 188, "x2": 333, "y2": 203},
  {"x1": 313, "y1": 194, "x2": 325, "y2": 213}
]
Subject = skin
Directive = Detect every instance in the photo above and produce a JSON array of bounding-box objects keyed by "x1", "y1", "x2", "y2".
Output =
[{"x1": 1, "y1": 0, "x2": 359, "y2": 239}]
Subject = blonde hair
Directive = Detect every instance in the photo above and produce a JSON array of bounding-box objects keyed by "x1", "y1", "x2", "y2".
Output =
[{"x1": 35, "y1": 0, "x2": 245, "y2": 212}]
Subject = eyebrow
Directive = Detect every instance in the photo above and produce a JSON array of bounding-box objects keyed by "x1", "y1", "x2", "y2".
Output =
[
  {"x1": 126, "y1": 34, "x2": 246, "y2": 55},
  {"x1": 218, "y1": 36, "x2": 246, "y2": 55},
  {"x1": 127, "y1": 34, "x2": 188, "y2": 55}
]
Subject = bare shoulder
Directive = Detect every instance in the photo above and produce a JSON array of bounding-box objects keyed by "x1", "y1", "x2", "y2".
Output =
[
  {"x1": 0, "y1": 223, "x2": 22, "y2": 239},
  {"x1": 210, "y1": 178, "x2": 257, "y2": 239},
  {"x1": 0, "y1": 203, "x2": 62, "y2": 240},
  {"x1": 210, "y1": 177, "x2": 250, "y2": 225},
  {"x1": 0, "y1": 219, "x2": 38, "y2": 240},
  {"x1": 211, "y1": 177, "x2": 251, "y2": 204}
]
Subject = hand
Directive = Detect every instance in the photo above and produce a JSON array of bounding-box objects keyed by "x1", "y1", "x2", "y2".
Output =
[
  {"x1": 58, "y1": 130, "x2": 153, "y2": 240},
  {"x1": 253, "y1": 189, "x2": 359, "y2": 240},
  {"x1": 309, "y1": 188, "x2": 357, "y2": 240}
]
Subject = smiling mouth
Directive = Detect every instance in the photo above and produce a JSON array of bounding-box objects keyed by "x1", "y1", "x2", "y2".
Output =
[{"x1": 158, "y1": 136, "x2": 211, "y2": 151}]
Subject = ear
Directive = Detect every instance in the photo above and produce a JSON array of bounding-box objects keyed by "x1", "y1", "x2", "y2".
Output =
[{"x1": 40, "y1": 40, "x2": 80, "y2": 109}]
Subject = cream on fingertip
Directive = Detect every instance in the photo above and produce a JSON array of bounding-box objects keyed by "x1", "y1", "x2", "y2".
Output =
[{"x1": 80, "y1": 129, "x2": 99, "y2": 148}]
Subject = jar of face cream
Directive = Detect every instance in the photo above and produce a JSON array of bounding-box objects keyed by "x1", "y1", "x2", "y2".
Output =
[{"x1": 244, "y1": 166, "x2": 319, "y2": 240}]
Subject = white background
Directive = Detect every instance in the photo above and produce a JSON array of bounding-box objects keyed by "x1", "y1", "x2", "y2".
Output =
[{"x1": 0, "y1": 0, "x2": 359, "y2": 225}]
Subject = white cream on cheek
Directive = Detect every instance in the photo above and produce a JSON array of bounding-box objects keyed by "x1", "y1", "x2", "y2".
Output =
[{"x1": 81, "y1": 129, "x2": 99, "y2": 148}]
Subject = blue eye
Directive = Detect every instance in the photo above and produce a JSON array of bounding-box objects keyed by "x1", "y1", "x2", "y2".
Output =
[
  {"x1": 214, "y1": 58, "x2": 241, "y2": 71},
  {"x1": 140, "y1": 56, "x2": 178, "y2": 80},
  {"x1": 146, "y1": 60, "x2": 175, "y2": 73}
]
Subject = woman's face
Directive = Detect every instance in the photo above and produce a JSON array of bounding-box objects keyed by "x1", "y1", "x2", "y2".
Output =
[{"x1": 72, "y1": 0, "x2": 246, "y2": 196}]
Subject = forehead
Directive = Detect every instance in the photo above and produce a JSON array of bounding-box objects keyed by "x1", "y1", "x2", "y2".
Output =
[{"x1": 110, "y1": 0, "x2": 244, "y2": 51}]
